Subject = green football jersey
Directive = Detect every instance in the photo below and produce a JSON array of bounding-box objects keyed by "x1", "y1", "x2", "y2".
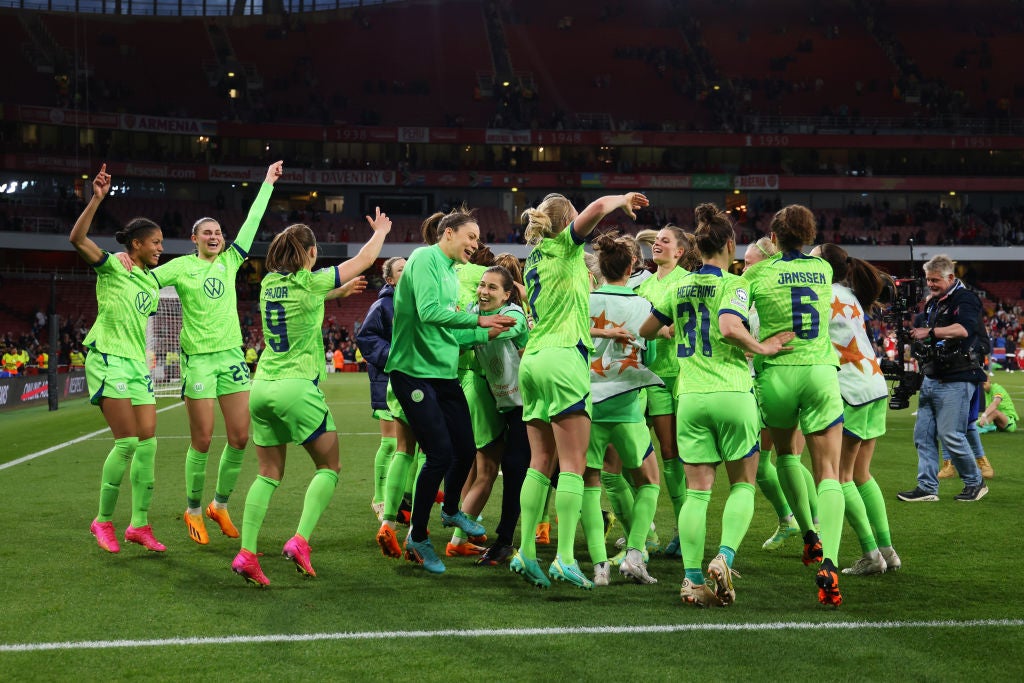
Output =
[
  {"x1": 523, "y1": 225, "x2": 593, "y2": 353},
  {"x1": 152, "y1": 181, "x2": 272, "y2": 355},
  {"x1": 454, "y1": 262, "x2": 487, "y2": 371},
  {"x1": 255, "y1": 267, "x2": 340, "y2": 381},
  {"x1": 635, "y1": 266, "x2": 688, "y2": 377},
  {"x1": 151, "y1": 251, "x2": 242, "y2": 355},
  {"x1": 385, "y1": 245, "x2": 485, "y2": 379},
  {"x1": 651, "y1": 265, "x2": 753, "y2": 394},
  {"x1": 987, "y1": 382, "x2": 1019, "y2": 422},
  {"x1": 83, "y1": 252, "x2": 160, "y2": 362},
  {"x1": 744, "y1": 251, "x2": 838, "y2": 368}
]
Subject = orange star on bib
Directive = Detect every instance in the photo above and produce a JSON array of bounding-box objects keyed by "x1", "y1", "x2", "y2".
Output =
[
  {"x1": 591, "y1": 310, "x2": 622, "y2": 330},
  {"x1": 617, "y1": 348, "x2": 641, "y2": 373},
  {"x1": 834, "y1": 336, "x2": 866, "y2": 371},
  {"x1": 830, "y1": 296, "x2": 849, "y2": 320}
]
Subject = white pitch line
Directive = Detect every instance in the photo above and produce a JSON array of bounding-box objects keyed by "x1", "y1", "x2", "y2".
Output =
[
  {"x1": 1, "y1": 619, "x2": 1021, "y2": 653},
  {"x1": 0, "y1": 402, "x2": 185, "y2": 472}
]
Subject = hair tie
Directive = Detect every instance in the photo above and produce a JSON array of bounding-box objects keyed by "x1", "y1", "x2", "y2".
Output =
[
  {"x1": 846, "y1": 256, "x2": 852, "y2": 264},
  {"x1": 756, "y1": 242, "x2": 771, "y2": 258}
]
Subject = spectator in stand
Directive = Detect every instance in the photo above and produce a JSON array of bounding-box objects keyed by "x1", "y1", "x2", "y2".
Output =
[
  {"x1": 244, "y1": 345, "x2": 258, "y2": 374},
  {"x1": 16, "y1": 346, "x2": 30, "y2": 372},
  {"x1": 2, "y1": 344, "x2": 21, "y2": 376},
  {"x1": 342, "y1": 341, "x2": 357, "y2": 363},
  {"x1": 69, "y1": 345, "x2": 86, "y2": 370}
]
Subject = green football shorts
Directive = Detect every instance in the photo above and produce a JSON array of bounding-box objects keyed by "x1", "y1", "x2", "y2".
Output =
[
  {"x1": 250, "y1": 378, "x2": 336, "y2": 447},
  {"x1": 676, "y1": 390, "x2": 759, "y2": 465},
  {"x1": 86, "y1": 350, "x2": 155, "y2": 407},
  {"x1": 181, "y1": 347, "x2": 250, "y2": 399}
]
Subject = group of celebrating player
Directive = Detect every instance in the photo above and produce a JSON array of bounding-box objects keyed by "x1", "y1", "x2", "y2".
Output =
[{"x1": 75, "y1": 161, "x2": 898, "y2": 607}]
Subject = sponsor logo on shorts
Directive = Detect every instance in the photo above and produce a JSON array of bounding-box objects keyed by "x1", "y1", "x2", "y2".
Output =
[
  {"x1": 411, "y1": 389, "x2": 425, "y2": 402},
  {"x1": 116, "y1": 382, "x2": 127, "y2": 392},
  {"x1": 194, "y1": 382, "x2": 205, "y2": 393}
]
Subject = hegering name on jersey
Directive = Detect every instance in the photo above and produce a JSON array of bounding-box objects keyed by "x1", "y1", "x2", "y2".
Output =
[
  {"x1": 777, "y1": 271, "x2": 827, "y2": 285},
  {"x1": 676, "y1": 283, "x2": 718, "y2": 298}
]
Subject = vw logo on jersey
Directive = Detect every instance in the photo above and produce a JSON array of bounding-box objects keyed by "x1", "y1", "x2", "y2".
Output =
[
  {"x1": 204, "y1": 278, "x2": 225, "y2": 299},
  {"x1": 135, "y1": 291, "x2": 152, "y2": 313}
]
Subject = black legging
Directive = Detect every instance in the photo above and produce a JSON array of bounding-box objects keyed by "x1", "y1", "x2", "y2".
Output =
[
  {"x1": 492, "y1": 408, "x2": 530, "y2": 546},
  {"x1": 390, "y1": 371, "x2": 476, "y2": 543}
]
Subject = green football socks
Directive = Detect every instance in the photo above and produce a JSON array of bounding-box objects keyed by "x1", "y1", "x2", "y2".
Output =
[
  {"x1": 679, "y1": 488, "x2": 711, "y2": 579},
  {"x1": 581, "y1": 485, "x2": 608, "y2": 565},
  {"x1": 373, "y1": 437, "x2": 397, "y2": 505},
  {"x1": 97, "y1": 436, "x2": 138, "y2": 521},
  {"x1": 857, "y1": 477, "x2": 893, "y2": 548},
  {"x1": 383, "y1": 450, "x2": 413, "y2": 522},
  {"x1": 129, "y1": 437, "x2": 156, "y2": 528},
  {"x1": 554, "y1": 472, "x2": 584, "y2": 565},
  {"x1": 241, "y1": 475, "x2": 279, "y2": 553},
  {"x1": 518, "y1": 468, "x2": 551, "y2": 560},
  {"x1": 816, "y1": 478, "x2": 845, "y2": 563},
  {"x1": 214, "y1": 445, "x2": 246, "y2": 505},
  {"x1": 296, "y1": 469, "x2": 339, "y2": 541},
  {"x1": 719, "y1": 482, "x2": 755, "y2": 560},
  {"x1": 776, "y1": 454, "x2": 815, "y2": 532}
]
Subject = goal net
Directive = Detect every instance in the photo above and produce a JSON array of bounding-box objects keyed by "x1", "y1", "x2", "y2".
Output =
[{"x1": 146, "y1": 287, "x2": 183, "y2": 398}]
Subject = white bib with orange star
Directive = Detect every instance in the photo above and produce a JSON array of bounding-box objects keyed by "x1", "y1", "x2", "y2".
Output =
[
  {"x1": 589, "y1": 286, "x2": 664, "y2": 403},
  {"x1": 828, "y1": 283, "x2": 888, "y2": 405}
]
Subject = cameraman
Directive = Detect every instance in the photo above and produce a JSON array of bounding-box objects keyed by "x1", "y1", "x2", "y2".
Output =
[{"x1": 898, "y1": 255, "x2": 988, "y2": 503}]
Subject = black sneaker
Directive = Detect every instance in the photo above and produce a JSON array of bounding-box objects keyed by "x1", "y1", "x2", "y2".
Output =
[
  {"x1": 476, "y1": 542, "x2": 515, "y2": 566},
  {"x1": 954, "y1": 484, "x2": 989, "y2": 501},
  {"x1": 396, "y1": 496, "x2": 412, "y2": 525},
  {"x1": 897, "y1": 487, "x2": 939, "y2": 502}
]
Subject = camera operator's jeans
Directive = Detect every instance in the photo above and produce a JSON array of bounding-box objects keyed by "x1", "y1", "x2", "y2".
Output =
[{"x1": 913, "y1": 377, "x2": 983, "y2": 493}]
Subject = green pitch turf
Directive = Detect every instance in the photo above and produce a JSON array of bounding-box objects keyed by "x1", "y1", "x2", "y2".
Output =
[{"x1": 1, "y1": 372, "x2": 1022, "y2": 681}]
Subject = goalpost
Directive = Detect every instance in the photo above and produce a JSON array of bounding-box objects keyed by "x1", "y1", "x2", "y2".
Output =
[{"x1": 146, "y1": 287, "x2": 183, "y2": 398}]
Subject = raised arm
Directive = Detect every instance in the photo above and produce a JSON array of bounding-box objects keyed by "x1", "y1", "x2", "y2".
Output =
[
  {"x1": 235, "y1": 160, "x2": 284, "y2": 253},
  {"x1": 325, "y1": 275, "x2": 367, "y2": 301},
  {"x1": 336, "y1": 207, "x2": 392, "y2": 283},
  {"x1": 69, "y1": 164, "x2": 111, "y2": 265},
  {"x1": 573, "y1": 192, "x2": 649, "y2": 239}
]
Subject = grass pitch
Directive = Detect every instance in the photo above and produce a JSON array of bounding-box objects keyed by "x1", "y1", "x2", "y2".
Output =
[{"x1": 1, "y1": 372, "x2": 1022, "y2": 681}]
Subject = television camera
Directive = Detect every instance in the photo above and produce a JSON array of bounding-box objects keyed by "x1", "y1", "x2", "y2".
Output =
[{"x1": 878, "y1": 276, "x2": 924, "y2": 410}]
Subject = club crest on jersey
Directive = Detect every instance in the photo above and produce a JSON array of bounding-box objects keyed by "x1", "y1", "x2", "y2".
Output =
[
  {"x1": 204, "y1": 278, "x2": 225, "y2": 299},
  {"x1": 135, "y1": 291, "x2": 153, "y2": 313}
]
